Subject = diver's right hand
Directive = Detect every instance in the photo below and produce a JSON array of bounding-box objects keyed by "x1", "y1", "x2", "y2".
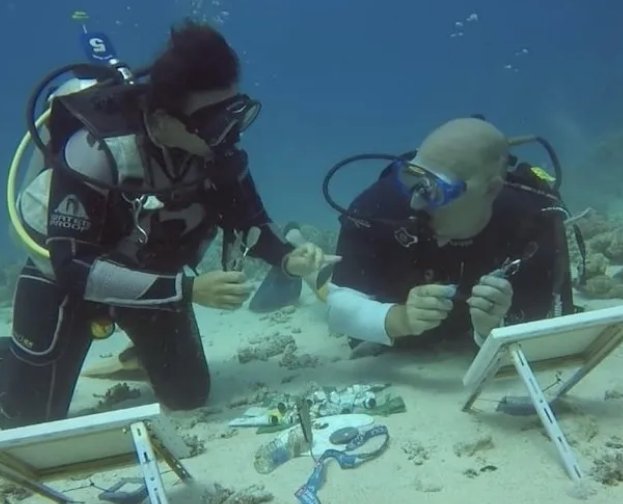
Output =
[
  {"x1": 387, "y1": 284, "x2": 456, "y2": 338},
  {"x1": 191, "y1": 271, "x2": 253, "y2": 310}
]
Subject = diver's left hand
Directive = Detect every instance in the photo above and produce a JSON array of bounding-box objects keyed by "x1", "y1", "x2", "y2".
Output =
[
  {"x1": 283, "y1": 243, "x2": 341, "y2": 277},
  {"x1": 467, "y1": 275, "x2": 513, "y2": 337}
]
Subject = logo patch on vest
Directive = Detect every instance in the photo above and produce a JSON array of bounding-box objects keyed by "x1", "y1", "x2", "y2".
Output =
[
  {"x1": 49, "y1": 195, "x2": 92, "y2": 232},
  {"x1": 394, "y1": 227, "x2": 419, "y2": 248}
]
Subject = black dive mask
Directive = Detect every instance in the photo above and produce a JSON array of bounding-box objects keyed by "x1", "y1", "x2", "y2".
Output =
[{"x1": 177, "y1": 94, "x2": 261, "y2": 148}]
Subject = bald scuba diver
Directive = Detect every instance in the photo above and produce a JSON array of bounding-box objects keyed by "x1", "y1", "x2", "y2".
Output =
[
  {"x1": 1, "y1": 21, "x2": 337, "y2": 428},
  {"x1": 321, "y1": 117, "x2": 586, "y2": 350}
]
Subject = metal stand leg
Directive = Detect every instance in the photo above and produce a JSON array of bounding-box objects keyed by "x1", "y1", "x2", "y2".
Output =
[
  {"x1": 130, "y1": 422, "x2": 169, "y2": 504},
  {"x1": 0, "y1": 414, "x2": 191, "y2": 504},
  {"x1": 462, "y1": 354, "x2": 504, "y2": 412},
  {"x1": 0, "y1": 460, "x2": 75, "y2": 503},
  {"x1": 509, "y1": 344, "x2": 583, "y2": 481},
  {"x1": 147, "y1": 426, "x2": 193, "y2": 483}
]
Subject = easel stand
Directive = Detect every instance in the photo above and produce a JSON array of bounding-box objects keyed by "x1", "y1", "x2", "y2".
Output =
[
  {"x1": 462, "y1": 306, "x2": 623, "y2": 481},
  {"x1": 0, "y1": 404, "x2": 192, "y2": 503}
]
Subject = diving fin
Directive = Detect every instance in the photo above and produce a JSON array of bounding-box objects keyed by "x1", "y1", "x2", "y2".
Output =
[{"x1": 81, "y1": 343, "x2": 147, "y2": 381}]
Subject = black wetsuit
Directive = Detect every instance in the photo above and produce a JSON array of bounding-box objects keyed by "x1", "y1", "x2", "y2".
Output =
[
  {"x1": 0, "y1": 128, "x2": 293, "y2": 428},
  {"x1": 331, "y1": 159, "x2": 575, "y2": 348}
]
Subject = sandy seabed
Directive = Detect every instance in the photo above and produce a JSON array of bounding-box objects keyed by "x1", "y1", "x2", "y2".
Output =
[{"x1": 1, "y1": 289, "x2": 623, "y2": 504}]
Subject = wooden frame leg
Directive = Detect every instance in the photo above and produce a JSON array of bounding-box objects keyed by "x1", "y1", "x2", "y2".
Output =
[
  {"x1": 462, "y1": 354, "x2": 504, "y2": 412},
  {"x1": 0, "y1": 461, "x2": 74, "y2": 503}
]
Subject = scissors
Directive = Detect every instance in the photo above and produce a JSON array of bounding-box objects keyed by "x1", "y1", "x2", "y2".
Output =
[
  {"x1": 489, "y1": 241, "x2": 539, "y2": 279},
  {"x1": 489, "y1": 258, "x2": 522, "y2": 279},
  {"x1": 451, "y1": 257, "x2": 521, "y2": 303},
  {"x1": 225, "y1": 227, "x2": 261, "y2": 272},
  {"x1": 452, "y1": 242, "x2": 538, "y2": 301}
]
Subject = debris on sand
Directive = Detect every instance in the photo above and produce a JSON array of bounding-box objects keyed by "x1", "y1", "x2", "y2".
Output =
[{"x1": 237, "y1": 333, "x2": 296, "y2": 364}]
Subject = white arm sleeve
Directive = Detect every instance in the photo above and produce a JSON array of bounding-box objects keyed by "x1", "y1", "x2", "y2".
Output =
[{"x1": 326, "y1": 283, "x2": 395, "y2": 346}]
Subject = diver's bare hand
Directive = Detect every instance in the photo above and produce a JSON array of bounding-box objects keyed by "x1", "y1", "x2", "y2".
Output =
[
  {"x1": 387, "y1": 284, "x2": 456, "y2": 338},
  {"x1": 468, "y1": 275, "x2": 513, "y2": 337},
  {"x1": 284, "y1": 242, "x2": 341, "y2": 277},
  {"x1": 191, "y1": 271, "x2": 253, "y2": 310}
]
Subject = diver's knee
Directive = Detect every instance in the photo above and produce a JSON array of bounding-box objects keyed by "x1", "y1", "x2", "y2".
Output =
[
  {"x1": 161, "y1": 374, "x2": 211, "y2": 411},
  {"x1": 11, "y1": 268, "x2": 67, "y2": 364}
]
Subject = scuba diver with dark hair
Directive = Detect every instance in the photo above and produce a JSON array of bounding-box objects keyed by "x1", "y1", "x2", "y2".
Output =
[
  {"x1": 318, "y1": 117, "x2": 586, "y2": 351},
  {"x1": 1, "y1": 20, "x2": 338, "y2": 428}
]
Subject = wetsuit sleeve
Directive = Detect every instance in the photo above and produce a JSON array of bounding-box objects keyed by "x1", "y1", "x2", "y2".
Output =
[
  {"x1": 331, "y1": 217, "x2": 392, "y2": 298},
  {"x1": 46, "y1": 131, "x2": 192, "y2": 308},
  {"x1": 215, "y1": 149, "x2": 294, "y2": 267},
  {"x1": 327, "y1": 214, "x2": 398, "y2": 344},
  {"x1": 506, "y1": 214, "x2": 571, "y2": 323}
]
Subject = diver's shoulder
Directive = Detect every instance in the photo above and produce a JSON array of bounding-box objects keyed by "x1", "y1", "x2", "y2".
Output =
[
  {"x1": 63, "y1": 129, "x2": 115, "y2": 185},
  {"x1": 496, "y1": 182, "x2": 553, "y2": 214}
]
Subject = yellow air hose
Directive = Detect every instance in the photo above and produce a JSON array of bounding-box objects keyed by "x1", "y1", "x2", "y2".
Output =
[
  {"x1": 6, "y1": 110, "x2": 51, "y2": 259},
  {"x1": 7, "y1": 114, "x2": 117, "y2": 339}
]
